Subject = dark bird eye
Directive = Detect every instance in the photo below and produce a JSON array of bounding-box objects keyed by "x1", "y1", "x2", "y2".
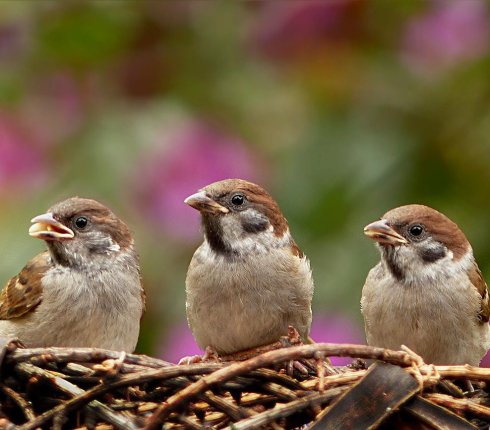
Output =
[
  {"x1": 409, "y1": 224, "x2": 424, "y2": 236},
  {"x1": 74, "y1": 216, "x2": 88, "y2": 229},
  {"x1": 231, "y1": 194, "x2": 245, "y2": 206}
]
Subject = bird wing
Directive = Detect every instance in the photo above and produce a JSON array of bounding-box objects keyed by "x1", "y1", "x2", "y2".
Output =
[
  {"x1": 0, "y1": 252, "x2": 50, "y2": 319},
  {"x1": 140, "y1": 285, "x2": 147, "y2": 318},
  {"x1": 468, "y1": 262, "x2": 490, "y2": 323}
]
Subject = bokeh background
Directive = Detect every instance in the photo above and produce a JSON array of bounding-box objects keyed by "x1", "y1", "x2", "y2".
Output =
[{"x1": 1, "y1": 0, "x2": 490, "y2": 365}]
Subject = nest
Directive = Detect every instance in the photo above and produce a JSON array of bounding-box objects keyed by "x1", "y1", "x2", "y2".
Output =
[{"x1": 0, "y1": 337, "x2": 490, "y2": 430}]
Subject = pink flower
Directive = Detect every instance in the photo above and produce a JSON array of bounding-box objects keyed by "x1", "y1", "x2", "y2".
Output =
[
  {"x1": 158, "y1": 313, "x2": 365, "y2": 366},
  {"x1": 0, "y1": 114, "x2": 48, "y2": 193},
  {"x1": 131, "y1": 120, "x2": 261, "y2": 241},
  {"x1": 479, "y1": 349, "x2": 490, "y2": 368},
  {"x1": 253, "y1": 0, "x2": 363, "y2": 60},
  {"x1": 309, "y1": 313, "x2": 365, "y2": 366},
  {"x1": 0, "y1": 23, "x2": 25, "y2": 61},
  {"x1": 158, "y1": 321, "x2": 201, "y2": 364},
  {"x1": 401, "y1": 0, "x2": 490, "y2": 75},
  {"x1": 23, "y1": 73, "x2": 86, "y2": 147}
]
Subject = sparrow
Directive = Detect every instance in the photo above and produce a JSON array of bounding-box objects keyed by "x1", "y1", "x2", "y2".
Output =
[
  {"x1": 361, "y1": 204, "x2": 490, "y2": 365},
  {"x1": 184, "y1": 179, "x2": 314, "y2": 355},
  {"x1": 0, "y1": 197, "x2": 145, "y2": 352}
]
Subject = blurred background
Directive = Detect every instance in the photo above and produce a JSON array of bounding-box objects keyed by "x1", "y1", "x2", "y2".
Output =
[{"x1": 1, "y1": 0, "x2": 490, "y2": 365}]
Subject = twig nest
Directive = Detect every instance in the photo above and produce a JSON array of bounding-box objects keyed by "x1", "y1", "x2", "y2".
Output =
[{"x1": 0, "y1": 339, "x2": 487, "y2": 429}]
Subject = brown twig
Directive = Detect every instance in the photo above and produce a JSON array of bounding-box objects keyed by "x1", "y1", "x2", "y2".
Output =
[
  {"x1": 9, "y1": 347, "x2": 172, "y2": 368},
  {"x1": 16, "y1": 361, "x2": 225, "y2": 429},
  {"x1": 0, "y1": 342, "x2": 488, "y2": 429},
  {"x1": 142, "y1": 343, "x2": 414, "y2": 429},
  {"x1": 225, "y1": 387, "x2": 348, "y2": 430},
  {"x1": 424, "y1": 393, "x2": 490, "y2": 420},
  {"x1": 430, "y1": 364, "x2": 490, "y2": 381},
  {"x1": 15, "y1": 362, "x2": 139, "y2": 430},
  {"x1": 301, "y1": 370, "x2": 365, "y2": 390},
  {"x1": 200, "y1": 390, "x2": 252, "y2": 421},
  {"x1": 0, "y1": 384, "x2": 36, "y2": 421}
]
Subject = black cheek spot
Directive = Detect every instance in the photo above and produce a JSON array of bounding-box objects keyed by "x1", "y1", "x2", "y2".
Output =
[
  {"x1": 241, "y1": 217, "x2": 269, "y2": 233},
  {"x1": 420, "y1": 246, "x2": 447, "y2": 263}
]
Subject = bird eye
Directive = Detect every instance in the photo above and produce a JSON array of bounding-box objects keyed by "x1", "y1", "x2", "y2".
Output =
[
  {"x1": 231, "y1": 194, "x2": 245, "y2": 206},
  {"x1": 74, "y1": 216, "x2": 88, "y2": 229},
  {"x1": 409, "y1": 224, "x2": 424, "y2": 236}
]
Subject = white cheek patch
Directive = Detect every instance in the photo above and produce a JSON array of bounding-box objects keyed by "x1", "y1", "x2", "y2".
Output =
[
  {"x1": 213, "y1": 209, "x2": 290, "y2": 256},
  {"x1": 91, "y1": 234, "x2": 121, "y2": 254},
  {"x1": 394, "y1": 241, "x2": 472, "y2": 286},
  {"x1": 108, "y1": 242, "x2": 121, "y2": 252}
]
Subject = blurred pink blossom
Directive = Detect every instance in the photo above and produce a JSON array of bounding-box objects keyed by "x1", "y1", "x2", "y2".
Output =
[
  {"x1": 0, "y1": 114, "x2": 48, "y2": 192},
  {"x1": 23, "y1": 73, "x2": 86, "y2": 146},
  {"x1": 158, "y1": 313, "x2": 364, "y2": 366},
  {"x1": 401, "y1": 0, "x2": 490, "y2": 75},
  {"x1": 253, "y1": 0, "x2": 363, "y2": 60},
  {"x1": 158, "y1": 321, "x2": 200, "y2": 364},
  {"x1": 309, "y1": 313, "x2": 365, "y2": 366},
  {"x1": 479, "y1": 349, "x2": 490, "y2": 368},
  {"x1": 132, "y1": 121, "x2": 261, "y2": 241},
  {"x1": 0, "y1": 23, "x2": 25, "y2": 61}
]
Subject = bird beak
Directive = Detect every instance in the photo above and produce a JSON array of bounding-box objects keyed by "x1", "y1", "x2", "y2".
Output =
[
  {"x1": 184, "y1": 191, "x2": 229, "y2": 214},
  {"x1": 29, "y1": 212, "x2": 75, "y2": 241},
  {"x1": 364, "y1": 219, "x2": 408, "y2": 245}
]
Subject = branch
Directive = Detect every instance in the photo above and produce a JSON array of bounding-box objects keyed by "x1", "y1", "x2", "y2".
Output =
[{"x1": 143, "y1": 343, "x2": 414, "y2": 429}]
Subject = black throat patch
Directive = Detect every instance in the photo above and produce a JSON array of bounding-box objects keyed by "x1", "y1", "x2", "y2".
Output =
[
  {"x1": 382, "y1": 246, "x2": 404, "y2": 281},
  {"x1": 46, "y1": 241, "x2": 77, "y2": 268},
  {"x1": 202, "y1": 215, "x2": 236, "y2": 257}
]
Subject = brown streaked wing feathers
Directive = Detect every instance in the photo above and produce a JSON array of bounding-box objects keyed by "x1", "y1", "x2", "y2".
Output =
[
  {"x1": 468, "y1": 262, "x2": 490, "y2": 323},
  {"x1": 0, "y1": 252, "x2": 50, "y2": 319}
]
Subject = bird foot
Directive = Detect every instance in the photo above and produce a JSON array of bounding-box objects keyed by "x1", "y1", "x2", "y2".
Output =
[
  {"x1": 177, "y1": 355, "x2": 202, "y2": 365},
  {"x1": 219, "y1": 326, "x2": 304, "y2": 362},
  {"x1": 0, "y1": 337, "x2": 23, "y2": 368},
  {"x1": 93, "y1": 351, "x2": 126, "y2": 377},
  {"x1": 178, "y1": 346, "x2": 221, "y2": 365}
]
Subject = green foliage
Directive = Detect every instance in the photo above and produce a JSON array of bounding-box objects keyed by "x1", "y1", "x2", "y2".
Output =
[{"x1": 0, "y1": 0, "x2": 489, "y2": 354}]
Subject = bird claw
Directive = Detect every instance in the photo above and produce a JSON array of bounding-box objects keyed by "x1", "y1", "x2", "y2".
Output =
[
  {"x1": 178, "y1": 355, "x2": 203, "y2": 365},
  {"x1": 93, "y1": 351, "x2": 126, "y2": 377},
  {"x1": 178, "y1": 346, "x2": 221, "y2": 365},
  {"x1": 285, "y1": 359, "x2": 310, "y2": 377}
]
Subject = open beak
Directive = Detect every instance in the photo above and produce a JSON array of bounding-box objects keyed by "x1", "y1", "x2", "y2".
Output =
[
  {"x1": 364, "y1": 219, "x2": 408, "y2": 245},
  {"x1": 29, "y1": 212, "x2": 74, "y2": 241},
  {"x1": 184, "y1": 191, "x2": 229, "y2": 215}
]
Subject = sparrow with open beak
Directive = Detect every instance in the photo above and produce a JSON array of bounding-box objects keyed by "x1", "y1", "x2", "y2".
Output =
[
  {"x1": 362, "y1": 204, "x2": 490, "y2": 365},
  {"x1": 0, "y1": 197, "x2": 145, "y2": 352},
  {"x1": 184, "y1": 179, "x2": 314, "y2": 356}
]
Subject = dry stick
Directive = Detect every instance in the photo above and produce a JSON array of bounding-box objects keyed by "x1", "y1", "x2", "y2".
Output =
[
  {"x1": 425, "y1": 393, "x2": 490, "y2": 420},
  {"x1": 16, "y1": 362, "x2": 139, "y2": 430},
  {"x1": 17, "y1": 362, "x2": 224, "y2": 430},
  {"x1": 0, "y1": 384, "x2": 36, "y2": 421},
  {"x1": 301, "y1": 370, "x2": 366, "y2": 390},
  {"x1": 142, "y1": 343, "x2": 414, "y2": 430},
  {"x1": 224, "y1": 386, "x2": 349, "y2": 430},
  {"x1": 248, "y1": 368, "x2": 305, "y2": 391},
  {"x1": 200, "y1": 391, "x2": 252, "y2": 421},
  {"x1": 175, "y1": 414, "x2": 203, "y2": 430},
  {"x1": 9, "y1": 347, "x2": 173, "y2": 369},
  {"x1": 262, "y1": 382, "x2": 298, "y2": 402},
  {"x1": 430, "y1": 364, "x2": 490, "y2": 381}
]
